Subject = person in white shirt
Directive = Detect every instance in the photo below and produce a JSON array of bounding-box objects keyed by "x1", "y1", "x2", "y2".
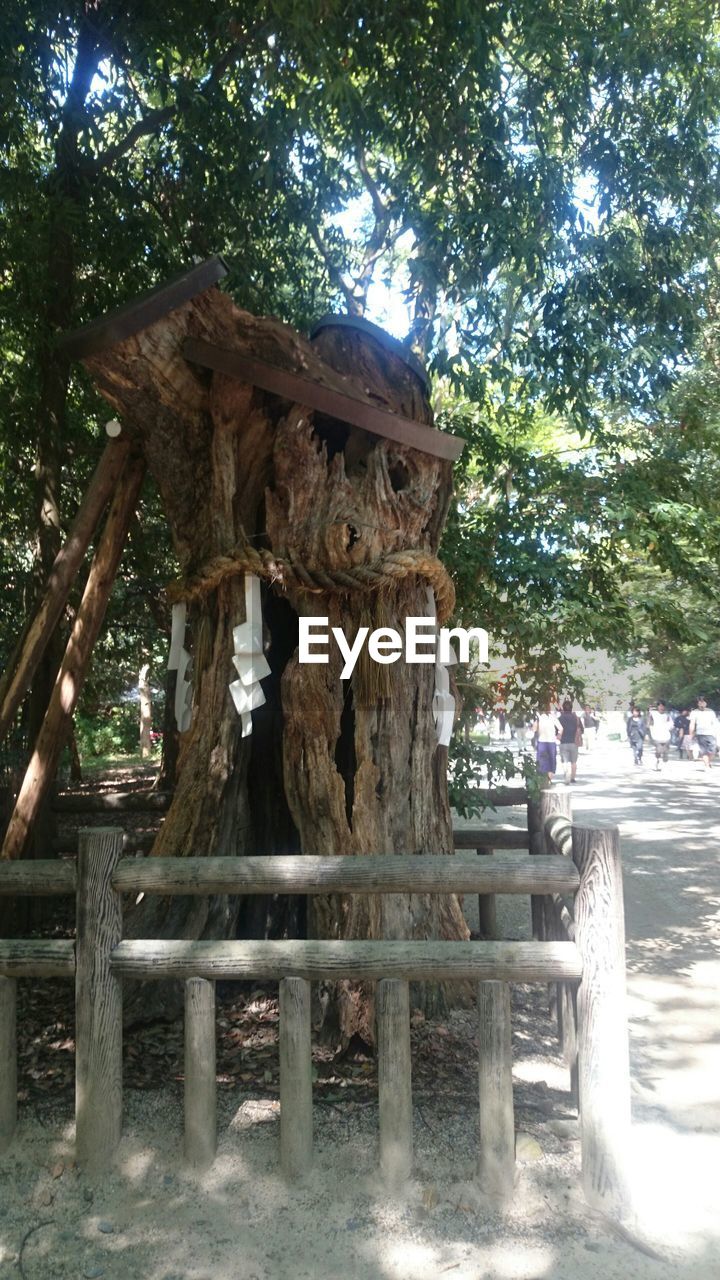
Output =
[
  {"x1": 689, "y1": 696, "x2": 719, "y2": 769},
  {"x1": 647, "y1": 700, "x2": 673, "y2": 772},
  {"x1": 533, "y1": 701, "x2": 562, "y2": 780}
]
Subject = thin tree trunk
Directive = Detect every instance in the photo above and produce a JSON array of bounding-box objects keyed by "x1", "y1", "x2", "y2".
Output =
[{"x1": 25, "y1": 20, "x2": 103, "y2": 812}]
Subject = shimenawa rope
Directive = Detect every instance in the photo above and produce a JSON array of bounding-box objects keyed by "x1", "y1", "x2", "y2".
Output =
[{"x1": 166, "y1": 541, "x2": 455, "y2": 623}]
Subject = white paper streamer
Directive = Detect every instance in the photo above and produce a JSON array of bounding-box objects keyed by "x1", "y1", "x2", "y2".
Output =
[
  {"x1": 427, "y1": 589, "x2": 456, "y2": 746},
  {"x1": 168, "y1": 602, "x2": 187, "y2": 671},
  {"x1": 232, "y1": 651, "x2": 271, "y2": 686},
  {"x1": 229, "y1": 574, "x2": 267, "y2": 734},
  {"x1": 167, "y1": 602, "x2": 193, "y2": 731},
  {"x1": 174, "y1": 646, "x2": 194, "y2": 733}
]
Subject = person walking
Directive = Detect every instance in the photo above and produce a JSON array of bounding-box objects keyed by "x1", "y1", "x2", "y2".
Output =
[
  {"x1": 647, "y1": 699, "x2": 674, "y2": 772},
  {"x1": 627, "y1": 705, "x2": 646, "y2": 766},
  {"x1": 533, "y1": 700, "x2": 562, "y2": 781},
  {"x1": 688, "y1": 696, "x2": 719, "y2": 769},
  {"x1": 558, "y1": 698, "x2": 583, "y2": 783},
  {"x1": 582, "y1": 705, "x2": 599, "y2": 751},
  {"x1": 674, "y1": 708, "x2": 691, "y2": 760}
]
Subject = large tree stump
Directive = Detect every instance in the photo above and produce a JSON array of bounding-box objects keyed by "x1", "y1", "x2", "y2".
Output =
[
  {"x1": 267, "y1": 321, "x2": 467, "y2": 1041},
  {"x1": 76, "y1": 272, "x2": 467, "y2": 1039}
]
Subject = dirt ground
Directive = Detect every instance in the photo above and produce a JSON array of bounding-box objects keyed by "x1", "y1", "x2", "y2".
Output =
[{"x1": 1, "y1": 743, "x2": 719, "y2": 1280}]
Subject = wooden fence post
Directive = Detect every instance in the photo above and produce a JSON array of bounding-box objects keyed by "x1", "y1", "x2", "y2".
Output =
[
  {"x1": 0, "y1": 975, "x2": 16, "y2": 1151},
  {"x1": 476, "y1": 848, "x2": 497, "y2": 940},
  {"x1": 76, "y1": 827, "x2": 124, "y2": 1171},
  {"x1": 572, "y1": 823, "x2": 631, "y2": 1214},
  {"x1": 377, "y1": 978, "x2": 413, "y2": 1185},
  {"x1": 527, "y1": 786, "x2": 572, "y2": 940},
  {"x1": 279, "y1": 976, "x2": 312, "y2": 1180},
  {"x1": 184, "y1": 977, "x2": 216, "y2": 1168},
  {"x1": 477, "y1": 980, "x2": 515, "y2": 1201}
]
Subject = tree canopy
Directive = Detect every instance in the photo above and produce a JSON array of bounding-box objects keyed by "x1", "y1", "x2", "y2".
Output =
[{"x1": 2, "y1": 0, "x2": 720, "y2": 764}]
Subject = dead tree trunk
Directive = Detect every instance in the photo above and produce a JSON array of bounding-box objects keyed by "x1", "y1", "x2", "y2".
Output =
[
  {"x1": 71, "y1": 271, "x2": 466, "y2": 1040},
  {"x1": 266, "y1": 324, "x2": 467, "y2": 1042}
]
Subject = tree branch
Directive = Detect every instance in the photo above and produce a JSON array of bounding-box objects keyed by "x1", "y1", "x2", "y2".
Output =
[
  {"x1": 87, "y1": 19, "x2": 265, "y2": 175},
  {"x1": 90, "y1": 105, "x2": 176, "y2": 172},
  {"x1": 307, "y1": 221, "x2": 363, "y2": 314},
  {"x1": 355, "y1": 143, "x2": 387, "y2": 224}
]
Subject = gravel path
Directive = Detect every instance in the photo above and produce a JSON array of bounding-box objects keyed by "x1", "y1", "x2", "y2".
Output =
[{"x1": 457, "y1": 738, "x2": 720, "y2": 1267}]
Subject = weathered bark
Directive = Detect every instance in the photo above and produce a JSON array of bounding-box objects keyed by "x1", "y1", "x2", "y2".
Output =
[
  {"x1": 267, "y1": 324, "x2": 467, "y2": 1042},
  {"x1": 80, "y1": 286, "x2": 466, "y2": 1039},
  {"x1": 84, "y1": 293, "x2": 275, "y2": 982}
]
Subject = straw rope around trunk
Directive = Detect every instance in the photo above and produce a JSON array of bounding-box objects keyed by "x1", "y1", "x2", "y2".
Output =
[{"x1": 166, "y1": 542, "x2": 456, "y2": 624}]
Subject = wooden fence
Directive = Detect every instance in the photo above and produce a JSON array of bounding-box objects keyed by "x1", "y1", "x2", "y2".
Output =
[{"x1": 0, "y1": 805, "x2": 631, "y2": 1213}]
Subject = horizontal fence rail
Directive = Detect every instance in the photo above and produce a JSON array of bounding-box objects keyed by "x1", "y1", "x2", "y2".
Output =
[
  {"x1": 452, "y1": 828, "x2": 530, "y2": 850},
  {"x1": 0, "y1": 939, "x2": 76, "y2": 977},
  {"x1": 0, "y1": 860, "x2": 77, "y2": 895},
  {"x1": 52, "y1": 790, "x2": 171, "y2": 813},
  {"x1": 55, "y1": 824, "x2": 528, "y2": 857},
  {"x1": 111, "y1": 853, "x2": 579, "y2": 898},
  {"x1": 110, "y1": 938, "x2": 583, "y2": 983}
]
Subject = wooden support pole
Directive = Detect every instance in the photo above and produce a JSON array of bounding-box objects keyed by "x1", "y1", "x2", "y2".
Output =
[
  {"x1": 0, "y1": 435, "x2": 131, "y2": 743},
  {"x1": 476, "y1": 848, "x2": 497, "y2": 940},
  {"x1": 75, "y1": 828, "x2": 124, "y2": 1172},
  {"x1": 527, "y1": 786, "x2": 572, "y2": 940},
  {"x1": 184, "y1": 977, "x2": 217, "y2": 1169},
  {"x1": 477, "y1": 980, "x2": 514, "y2": 1201},
  {"x1": 572, "y1": 824, "x2": 631, "y2": 1214},
  {"x1": 279, "y1": 976, "x2": 312, "y2": 1180},
  {"x1": 0, "y1": 976, "x2": 17, "y2": 1151},
  {"x1": 377, "y1": 978, "x2": 413, "y2": 1185},
  {"x1": 1, "y1": 454, "x2": 146, "y2": 861}
]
